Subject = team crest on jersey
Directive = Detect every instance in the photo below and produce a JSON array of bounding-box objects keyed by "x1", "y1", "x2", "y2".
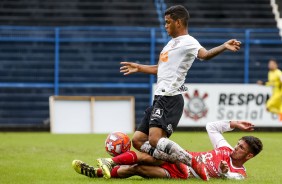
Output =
[
  {"x1": 183, "y1": 90, "x2": 208, "y2": 121},
  {"x1": 160, "y1": 51, "x2": 168, "y2": 62},
  {"x1": 151, "y1": 108, "x2": 164, "y2": 118}
]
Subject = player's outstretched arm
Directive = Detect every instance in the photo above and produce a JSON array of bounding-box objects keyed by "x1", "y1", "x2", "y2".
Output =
[
  {"x1": 198, "y1": 39, "x2": 241, "y2": 60},
  {"x1": 257, "y1": 80, "x2": 276, "y2": 87},
  {"x1": 120, "y1": 62, "x2": 158, "y2": 75},
  {"x1": 206, "y1": 120, "x2": 254, "y2": 149}
]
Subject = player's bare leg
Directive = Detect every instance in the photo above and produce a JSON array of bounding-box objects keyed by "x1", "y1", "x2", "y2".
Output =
[
  {"x1": 116, "y1": 165, "x2": 169, "y2": 178},
  {"x1": 108, "y1": 155, "x2": 208, "y2": 180},
  {"x1": 137, "y1": 151, "x2": 164, "y2": 165},
  {"x1": 96, "y1": 150, "x2": 163, "y2": 179}
]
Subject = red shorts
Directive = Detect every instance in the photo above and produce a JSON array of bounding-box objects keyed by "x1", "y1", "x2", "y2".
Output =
[{"x1": 160, "y1": 162, "x2": 189, "y2": 179}]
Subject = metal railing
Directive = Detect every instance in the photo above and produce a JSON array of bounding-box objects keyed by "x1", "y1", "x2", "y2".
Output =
[{"x1": 0, "y1": 26, "x2": 281, "y2": 102}]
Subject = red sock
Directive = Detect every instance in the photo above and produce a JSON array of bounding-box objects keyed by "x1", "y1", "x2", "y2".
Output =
[
  {"x1": 112, "y1": 151, "x2": 137, "y2": 165},
  {"x1": 110, "y1": 165, "x2": 120, "y2": 178}
]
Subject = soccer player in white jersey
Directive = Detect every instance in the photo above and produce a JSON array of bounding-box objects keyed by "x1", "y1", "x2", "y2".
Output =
[
  {"x1": 97, "y1": 5, "x2": 242, "y2": 179},
  {"x1": 73, "y1": 120, "x2": 263, "y2": 180}
]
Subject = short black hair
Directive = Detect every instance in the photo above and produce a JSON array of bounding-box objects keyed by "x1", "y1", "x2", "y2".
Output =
[
  {"x1": 241, "y1": 136, "x2": 263, "y2": 156},
  {"x1": 165, "y1": 5, "x2": 190, "y2": 27}
]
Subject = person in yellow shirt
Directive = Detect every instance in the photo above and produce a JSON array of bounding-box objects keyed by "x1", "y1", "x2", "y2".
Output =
[{"x1": 257, "y1": 59, "x2": 282, "y2": 120}]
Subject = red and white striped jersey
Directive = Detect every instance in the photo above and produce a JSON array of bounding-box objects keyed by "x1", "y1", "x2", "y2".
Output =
[
  {"x1": 189, "y1": 146, "x2": 246, "y2": 179},
  {"x1": 188, "y1": 120, "x2": 247, "y2": 180}
]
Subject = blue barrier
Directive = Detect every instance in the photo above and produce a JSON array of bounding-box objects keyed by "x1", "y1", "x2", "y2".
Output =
[
  {"x1": 54, "y1": 28, "x2": 60, "y2": 95},
  {"x1": 0, "y1": 26, "x2": 281, "y2": 103},
  {"x1": 244, "y1": 29, "x2": 251, "y2": 84}
]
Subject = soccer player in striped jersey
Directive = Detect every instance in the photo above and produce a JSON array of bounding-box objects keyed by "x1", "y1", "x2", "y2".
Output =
[{"x1": 72, "y1": 120, "x2": 263, "y2": 180}]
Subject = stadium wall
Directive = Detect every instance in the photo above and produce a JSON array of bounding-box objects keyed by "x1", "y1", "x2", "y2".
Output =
[{"x1": 0, "y1": 26, "x2": 281, "y2": 131}]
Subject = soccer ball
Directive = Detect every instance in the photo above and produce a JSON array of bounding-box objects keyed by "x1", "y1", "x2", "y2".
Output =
[{"x1": 105, "y1": 132, "x2": 131, "y2": 156}]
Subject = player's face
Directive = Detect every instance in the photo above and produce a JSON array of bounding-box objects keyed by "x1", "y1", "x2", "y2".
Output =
[
  {"x1": 231, "y1": 140, "x2": 252, "y2": 160},
  {"x1": 268, "y1": 60, "x2": 277, "y2": 70},
  {"x1": 165, "y1": 15, "x2": 177, "y2": 37}
]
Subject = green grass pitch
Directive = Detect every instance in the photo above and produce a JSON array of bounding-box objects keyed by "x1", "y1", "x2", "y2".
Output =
[{"x1": 0, "y1": 131, "x2": 281, "y2": 184}]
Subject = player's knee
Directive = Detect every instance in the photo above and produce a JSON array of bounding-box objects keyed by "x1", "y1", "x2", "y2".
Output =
[
  {"x1": 132, "y1": 131, "x2": 149, "y2": 151},
  {"x1": 124, "y1": 165, "x2": 146, "y2": 176},
  {"x1": 135, "y1": 165, "x2": 148, "y2": 176},
  {"x1": 148, "y1": 136, "x2": 159, "y2": 148},
  {"x1": 126, "y1": 165, "x2": 138, "y2": 174},
  {"x1": 132, "y1": 137, "x2": 143, "y2": 151},
  {"x1": 148, "y1": 127, "x2": 167, "y2": 147}
]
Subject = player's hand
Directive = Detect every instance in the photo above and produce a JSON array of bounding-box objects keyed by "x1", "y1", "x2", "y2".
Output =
[
  {"x1": 220, "y1": 161, "x2": 229, "y2": 174},
  {"x1": 120, "y1": 62, "x2": 139, "y2": 75},
  {"x1": 224, "y1": 39, "x2": 241, "y2": 52},
  {"x1": 257, "y1": 80, "x2": 263, "y2": 85},
  {"x1": 234, "y1": 121, "x2": 255, "y2": 131}
]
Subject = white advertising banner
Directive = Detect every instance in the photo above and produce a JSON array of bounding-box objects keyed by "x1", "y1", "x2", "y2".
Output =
[
  {"x1": 153, "y1": 84, "x2": 282, "y2": 127},
  {"x1": 49, "y1": 96, "x2": 135, "y2": 133}
]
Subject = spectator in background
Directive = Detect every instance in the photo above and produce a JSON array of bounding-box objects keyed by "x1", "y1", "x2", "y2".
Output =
[{"x1": 257, "y1": 59, "x2": 282, "y2": 120}]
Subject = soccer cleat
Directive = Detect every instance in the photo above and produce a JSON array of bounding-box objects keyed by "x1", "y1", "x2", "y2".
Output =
[
  {"x1": 72, "y1": 160, "x2": 101, "y2": 178},
  {"x1": 191, "y1": 155, "x2": 210, "y2": 181},
  {"x1": 97, "y1": 158, "x2": 116, "y2": 179}
]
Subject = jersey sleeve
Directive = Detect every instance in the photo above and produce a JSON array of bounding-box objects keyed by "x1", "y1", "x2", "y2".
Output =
[
  {"x1": 187, "y1": 37, "x2": 203, "y2": 58},
  {"x1": 206, "y1": 120, "x2": 234, "y2": 149}
]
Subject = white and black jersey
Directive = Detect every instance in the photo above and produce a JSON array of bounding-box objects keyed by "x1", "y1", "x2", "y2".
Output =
[
  {"x1": 155, "y1": 35, "x2": 203, "y2": 96},
  {"x1": 137, "y1": 34, "x2": 203, "y2": 137}
]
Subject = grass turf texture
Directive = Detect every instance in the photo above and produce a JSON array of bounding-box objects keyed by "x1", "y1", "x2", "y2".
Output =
[{"x1": 0, "y1": 132, "x2": 281, "y2": 184}]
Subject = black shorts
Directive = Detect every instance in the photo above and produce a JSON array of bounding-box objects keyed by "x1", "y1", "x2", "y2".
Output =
[{"x1": 137, "y1": 94, "x2": 184, "y2": 137}]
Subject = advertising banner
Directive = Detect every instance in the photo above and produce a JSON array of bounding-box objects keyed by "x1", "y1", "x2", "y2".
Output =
[{"x1": 153, "y1": 84, "x2": 282, "y2": 127}]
